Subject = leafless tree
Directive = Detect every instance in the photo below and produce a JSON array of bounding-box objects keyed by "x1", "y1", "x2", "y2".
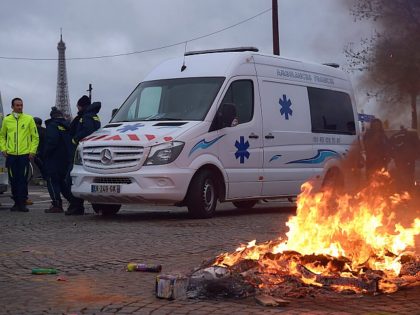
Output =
[{"x1": 345, "y1": 0, "x2": 420, "y2": 130}]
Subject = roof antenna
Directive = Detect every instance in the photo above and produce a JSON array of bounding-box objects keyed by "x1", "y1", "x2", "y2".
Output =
[{"x1": 181, "y1": 41, "x2": 187, "y2": 72}]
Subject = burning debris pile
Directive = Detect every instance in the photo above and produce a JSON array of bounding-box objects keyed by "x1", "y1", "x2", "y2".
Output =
[
  {"x1": 206, "y1": 171, "x2": 420, "y2": 297},
  {"x1": 187, "y1": 171, "x2": 420, "y2": 299}
]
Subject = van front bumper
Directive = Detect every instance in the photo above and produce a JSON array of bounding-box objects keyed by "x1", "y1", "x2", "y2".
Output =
[{"x1": 70, "y1": 165, "x2": 194, "y2": 204}]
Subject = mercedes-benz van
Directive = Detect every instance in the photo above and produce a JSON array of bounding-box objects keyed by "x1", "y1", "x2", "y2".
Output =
[{"x1": 71, "y1": 47, "x2": 359, "y2": 218}]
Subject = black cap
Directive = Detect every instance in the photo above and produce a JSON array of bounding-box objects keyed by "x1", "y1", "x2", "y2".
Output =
[
  {"x1": 33, "y1": 117, "x2": 42, "y2": 126},
  {"x1": 77, "y1": 95, "x2": 91, "y2": 108},
  {"x1": 50, "y1": 106, "x2": 64, "y2": 118}
]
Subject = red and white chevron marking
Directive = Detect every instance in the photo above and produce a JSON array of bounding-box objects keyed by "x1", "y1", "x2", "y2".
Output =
[{"x1": 81, "y1": 134, "x2": 174, "y2": 142}]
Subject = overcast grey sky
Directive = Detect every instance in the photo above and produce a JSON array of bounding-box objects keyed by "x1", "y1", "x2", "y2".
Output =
[{"x1": 0, "y1": 0, "x2": 372, "y2": 123}]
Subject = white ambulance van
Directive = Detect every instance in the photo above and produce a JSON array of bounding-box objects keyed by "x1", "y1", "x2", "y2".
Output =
[
  {"x1": 0, "y1": 92, "x2": 8, "y2": 194},
  {"x1": 71, "y1": 47, "x2": 359, "y2": 218}
]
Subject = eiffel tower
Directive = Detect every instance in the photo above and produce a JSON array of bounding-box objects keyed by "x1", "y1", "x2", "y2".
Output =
[{"x1": 55, "y1": 30, "x2": 72, "y2": 120}]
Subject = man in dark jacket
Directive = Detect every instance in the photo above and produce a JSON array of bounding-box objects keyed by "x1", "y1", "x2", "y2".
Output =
[
  {"x1": 363, "y1": 118, "x2": 390, "y2": 179},
  {"x1": 44, "y1": 107, "x2": 78, "y2": 213},
  {"x1": 33, "y1": 117, "x2": 46, "y2": 179},
  {"x1": 390, "y1": 127, "x2": 420, "y2": 191},
  {"x1": 65, "y1": 95, "x2": 101, "y2": 215},
  {"x1": 69, "y1": 95, "x2": 101, "y2": 148}
]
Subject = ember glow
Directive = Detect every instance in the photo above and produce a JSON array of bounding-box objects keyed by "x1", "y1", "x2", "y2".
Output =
[{"x1": 214, "y1": 171, "x2": 420, "y2": 294}]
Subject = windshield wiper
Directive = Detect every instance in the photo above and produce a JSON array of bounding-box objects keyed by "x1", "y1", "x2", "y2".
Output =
[
  {"x1": 144, "y1": 117, "x2": 183, "y2": 121},
  {"x1": 143, "y1": 113, "x2": 166, "y2": 120},
  {"x1": 143, "y1": 113, "x2": 184, "y2": 121}
]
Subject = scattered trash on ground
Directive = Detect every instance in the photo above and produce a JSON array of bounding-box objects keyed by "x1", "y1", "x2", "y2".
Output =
[
  {"x1": 31, "y1": 268, "x2": 57, "y2": 275},
  {"x1": 156, "y1": 273, "x2": 189, "y2": 300},
  {"x1": 127, "y1": 263, "x2": 162, "y2": 272},
  {"x1": 255, "y1": 294, "x2": 290, "y2": 307}
]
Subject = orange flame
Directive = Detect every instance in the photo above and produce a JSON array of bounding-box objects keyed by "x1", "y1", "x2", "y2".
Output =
[{"x1": 214, "y1": 171, "x2": 420, "y2": 294}]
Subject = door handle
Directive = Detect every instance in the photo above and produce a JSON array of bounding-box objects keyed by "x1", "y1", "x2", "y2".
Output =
[
  {"x1": 249, "y1": 133, "x2": 259, "y2": 139},
  {"x1": 265, "y1": 133, "x2": 275, "y2": 139}
]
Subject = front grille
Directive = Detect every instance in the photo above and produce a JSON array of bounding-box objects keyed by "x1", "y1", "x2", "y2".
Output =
[
  {"x1": 83, "y1": 145, "x2": 144, "y2": 170},
  {"x1": 93, "y1": 177, "x2": 132, "y2": 184}
]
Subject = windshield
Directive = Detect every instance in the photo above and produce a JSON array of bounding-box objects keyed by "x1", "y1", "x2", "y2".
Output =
[{"x1": 112, "y1": 77, "x2": 225, "y2": 122}]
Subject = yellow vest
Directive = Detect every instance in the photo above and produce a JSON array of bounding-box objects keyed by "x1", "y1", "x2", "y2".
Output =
[{"x1": 0, "y1": 113, "x2": 39, "y2": 155}]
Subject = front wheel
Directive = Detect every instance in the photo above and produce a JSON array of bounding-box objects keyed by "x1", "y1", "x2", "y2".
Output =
[
  {"x1": 91, "y1": 203, "x2": 121, "y2": 216},
  {"x1": 186, "y1": 170, "x2": 218, "y2": 219},
  {"x1": 232, "y1": 200, "x2": 258, "y2": 209}
]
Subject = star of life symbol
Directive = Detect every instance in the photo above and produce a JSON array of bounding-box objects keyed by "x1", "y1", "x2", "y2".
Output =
[
  {"x1": 100, "y1": 148, "x2": 113, "y2": 165},
  {"x1": 117, "y1": 123, "x2": 145, "y2": 133},
  {"x1": 279, "y1": 94, "x2": 293, "y2": 120},
  {"x1": 234, "y1": 136, "x2": 250, "y2": 164}
]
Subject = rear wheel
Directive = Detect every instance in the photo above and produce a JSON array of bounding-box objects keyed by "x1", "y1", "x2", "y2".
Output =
[
  {"x1": 91, "y1": 203, "x2": 121, "y2": 216},
  {"x1": 232, "y1": 200, "x2": 258, "y2": 209},
  {"x1": 186, "y1": 170, "x2": 218, "y2": 219}
]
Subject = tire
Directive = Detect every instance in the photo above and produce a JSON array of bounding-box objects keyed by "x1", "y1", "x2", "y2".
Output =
[
  {"x1": 232, "y1": 200, "x2": 257, "y2": 209},
  {"x1": 186, "y1": 170, "x2": 218, "y2": 219},
  {"x1": 91, "y1": 203, "x2": 121, "y2": 216}
]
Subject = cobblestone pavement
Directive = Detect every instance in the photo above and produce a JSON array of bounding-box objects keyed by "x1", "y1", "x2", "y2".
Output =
[{"x1": 0, "y1": 185, "x2": 418, "y2": 315}]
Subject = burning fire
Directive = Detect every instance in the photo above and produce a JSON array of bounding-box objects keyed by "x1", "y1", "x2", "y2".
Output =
[{"x1": 214, "y1": 171, "x2": 420, "y2": 294}]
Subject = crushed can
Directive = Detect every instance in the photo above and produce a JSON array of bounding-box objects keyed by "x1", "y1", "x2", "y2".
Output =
[
  {"x1": 127, "y1": 263, "x2": 162, "y2": 272},
  {"x1": 155, "y1": 274, "x2": 189, "y2": 300}
]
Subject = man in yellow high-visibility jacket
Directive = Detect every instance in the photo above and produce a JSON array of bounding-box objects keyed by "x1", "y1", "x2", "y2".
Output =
[{"x1": 0, "y1": 97, "x2": 39, "y2": 212}]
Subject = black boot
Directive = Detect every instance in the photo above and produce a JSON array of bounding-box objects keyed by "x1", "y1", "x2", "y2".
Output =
[
  {"x1": 10, "y1": 202, "x2": 19, "y2": 212},
  {"x1": 17, "y1": 201, "x2": 29, "y2": 212},
  {"x1": 45, "y1": 201, "x2": 64, "y2": 213},
  {"x1": 64, "y1": 202, "x2": 84, "y2": 215}
]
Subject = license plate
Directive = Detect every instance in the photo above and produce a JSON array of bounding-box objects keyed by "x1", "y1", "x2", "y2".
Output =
[{"x1": 91, "y1": 185, "x2": 121, "y2": 193}]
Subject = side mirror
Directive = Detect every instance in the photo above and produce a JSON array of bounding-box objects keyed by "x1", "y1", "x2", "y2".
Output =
[
  {"x1": 111, "y1": 108, "x2": 118, "y2": 118},
  {"x1": 220, "y1": 103, "x2": 238, "y2": 127},
  {"x1": 209, "y1": 103, "x2": 238, "y2": 132}
]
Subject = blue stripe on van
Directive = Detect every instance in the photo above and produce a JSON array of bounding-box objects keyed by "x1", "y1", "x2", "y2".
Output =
[
  {"x1": 269, "y1": 155, "x2": 282, "y2": 162},
  {"x1": 189, "y1": 135, "x2": 225, "y2": 157},
  {"x1": 286, "y1": 149, "x2": 340, "y2": 164}
]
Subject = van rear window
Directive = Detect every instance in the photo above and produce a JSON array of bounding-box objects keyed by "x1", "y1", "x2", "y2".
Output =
[{"x1": 308, "y1": 87, "x2": 355, "y2": 135}]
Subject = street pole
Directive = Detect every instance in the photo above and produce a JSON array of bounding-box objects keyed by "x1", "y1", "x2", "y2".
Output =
[
  {"x1": 87, "y1": 83, "x2": 93, "y2": 101},
  {"x1": 272, "y1": 0, "x2": 280, "y2": 55}
]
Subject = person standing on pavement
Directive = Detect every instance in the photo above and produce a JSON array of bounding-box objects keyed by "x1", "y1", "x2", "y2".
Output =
[
  {"x1": 33, "y1": 117, "x2": 46, "y2": 179},
  {"x1": 44, "y1": 107, "x2": 79, "y2": 213},
  {"x1": 0, "y1": 98, "x2": 39, "y2": 212},
  {"x1": 65, "y1": 95, "x2": 101, "y2": 215},
  {"x1": 363, "y1": 118, "x2": 390, "y2": 180},
  {"x1": 389, "y1": 126, "x2": 420, "y2": 191},
  {"x1": 25, "y1": 117, "x2": 44, "y2": 206}
]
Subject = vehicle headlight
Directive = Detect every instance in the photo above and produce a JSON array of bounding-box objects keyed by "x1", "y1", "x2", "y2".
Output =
[
  {"x1": 74, "y1": 148, "x2": 83, "y2": 165},
  {"x1": 144, "y1": 141, "x2": 184, "y2": 166}
]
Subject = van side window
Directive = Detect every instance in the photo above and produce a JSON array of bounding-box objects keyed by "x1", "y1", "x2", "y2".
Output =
[
  {"x1": 308, "y1": 87, "x2": 355, "y2": 135},
  {"x1": 221, "y1": 80, "x2": 254, "y2": 124}
]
